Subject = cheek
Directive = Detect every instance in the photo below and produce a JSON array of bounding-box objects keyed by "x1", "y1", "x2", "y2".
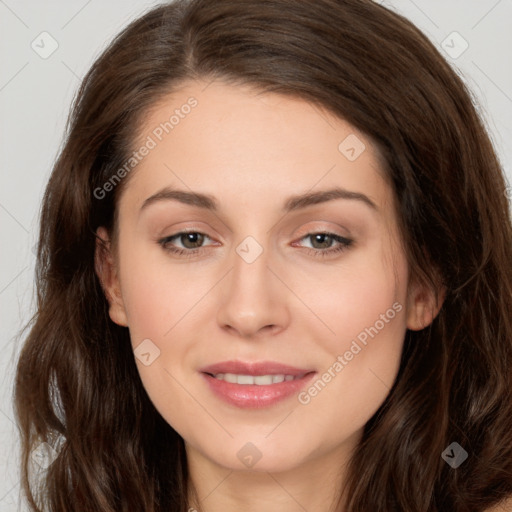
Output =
[
  {"x1": 117, "y1": 248, "x2": 208, "y2": 438},
  {"x1": 294, "y1": 294, "x2": 406, "y2": 447},
  {"x1": 299, "y1": 238, "x2": 407, "y2": 354},
  {"x1": 118, "y1": 240, "x2": 211, "y2": 343},
  {"x1": 117, "y1": 243, "x2": 216, "y2": 424},
  {"x1": 295, "y1": 240, "x2": 407, "y2": 415}
]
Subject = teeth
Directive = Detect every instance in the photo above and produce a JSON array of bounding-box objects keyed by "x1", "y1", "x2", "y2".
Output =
[{"x1": 213, "y1": 373, "x2": 302, "y2": 385}]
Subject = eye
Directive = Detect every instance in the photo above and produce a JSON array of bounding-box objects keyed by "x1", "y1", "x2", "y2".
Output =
[
  {"x1": 157, "y1": 230, "x2": 354, "y2": 259},
  {"x1": 158, "y1": 230, "x2": 215, "y2": 257},
  {"x1": 293, "y1": 232, "x2": 353, "y2": 258}
]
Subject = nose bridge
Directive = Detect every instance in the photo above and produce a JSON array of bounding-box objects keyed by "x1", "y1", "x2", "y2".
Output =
[
  {"x1": 232, "y1": 234, "x2": 271, "y2": 294},
  {"x1": 215, "y1": 233, "x2": 289, "y2": 337}
]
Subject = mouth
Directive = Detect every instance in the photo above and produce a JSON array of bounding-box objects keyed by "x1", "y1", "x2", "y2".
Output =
[
  {"x1": 204, "y1": 372, "x2": 309, "y2": 385},
  {"x1": 199, "y1": 360, "x2": 316, "y2": 408}
]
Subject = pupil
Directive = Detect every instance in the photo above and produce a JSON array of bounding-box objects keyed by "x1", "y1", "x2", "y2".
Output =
[
  {"x1": 313, "y1": 234, "x2": 331, "y2": 248},
  {"x1": 183, "y1": 233, "x2": 203, "y2": 248}
]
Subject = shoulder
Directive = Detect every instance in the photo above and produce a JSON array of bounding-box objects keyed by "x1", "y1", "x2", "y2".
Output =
[{"x1": 485, "y1": 497, "x2": 512, "y2": 511}]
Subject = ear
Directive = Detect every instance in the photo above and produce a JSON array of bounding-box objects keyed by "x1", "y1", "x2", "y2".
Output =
[
  {"x1": 94, "y1": 227, "x2": 129, "y2": 327},
  {"x1": 405, "y1": 274, "x2": 446, "y2": 331}
]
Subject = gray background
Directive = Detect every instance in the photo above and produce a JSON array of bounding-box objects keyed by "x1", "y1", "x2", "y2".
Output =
[{"x1": 1, "y1": 0, "x2": 511, "y2": 509}]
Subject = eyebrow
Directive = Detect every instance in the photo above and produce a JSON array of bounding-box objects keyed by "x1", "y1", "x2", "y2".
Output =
[{"x1": 140, "y1": 186, "x2": 378, "y2": 214}]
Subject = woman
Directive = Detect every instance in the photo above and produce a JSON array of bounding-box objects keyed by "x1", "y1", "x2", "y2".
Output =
[{"x1": 14, "y1": 0, "x2": 512, "y2": 510}]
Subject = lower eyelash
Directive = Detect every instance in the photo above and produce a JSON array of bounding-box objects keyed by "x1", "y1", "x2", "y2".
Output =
[
  {"x1": 166, "y1": 246, "x2": 203, "y2": 258},
  {"x1": 158, "y1": 232, "x2": 353, "y2": 258}
]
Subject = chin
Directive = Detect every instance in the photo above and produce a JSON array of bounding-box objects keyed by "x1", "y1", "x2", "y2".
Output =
[{"x1": 198, "y1": 437, "x2": 313, "y2": 473}]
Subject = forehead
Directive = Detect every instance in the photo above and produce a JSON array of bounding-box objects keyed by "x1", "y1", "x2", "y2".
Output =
[{"x1": 121, "y1": 79, "x2": 394, "y2": 217}]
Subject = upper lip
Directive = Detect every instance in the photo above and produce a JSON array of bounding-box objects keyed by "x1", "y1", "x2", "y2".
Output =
[{"x1": 200, "y1": 360, "x2": 315, "y2": 377}]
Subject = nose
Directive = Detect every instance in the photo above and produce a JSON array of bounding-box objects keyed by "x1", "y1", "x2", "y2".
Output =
[{"x1": 216, "y1": 239, "x2": 290, "y2": 339}]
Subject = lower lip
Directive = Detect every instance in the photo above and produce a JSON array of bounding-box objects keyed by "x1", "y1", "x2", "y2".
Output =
[{"x1": 201, "y1": 372, "x2": 316, "y2": 409}]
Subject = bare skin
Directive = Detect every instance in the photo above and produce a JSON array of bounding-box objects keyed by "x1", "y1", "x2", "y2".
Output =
[{"x1": 96, "y1": 79, "x2": 443, "y2": 512}]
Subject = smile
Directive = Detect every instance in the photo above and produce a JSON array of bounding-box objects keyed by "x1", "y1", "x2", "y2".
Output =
[{"x1": 209, "y1": 373, "x2": 306, "y2": 385}]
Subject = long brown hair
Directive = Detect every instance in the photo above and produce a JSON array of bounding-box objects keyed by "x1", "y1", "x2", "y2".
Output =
[{"x1": 14, "y1": 0, "x2": 512, "y2": 510}]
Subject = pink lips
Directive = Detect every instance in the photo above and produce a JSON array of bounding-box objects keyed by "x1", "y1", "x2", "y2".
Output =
[{"x1": 199, "y1": 360, "x2": 316, "y2": 409}]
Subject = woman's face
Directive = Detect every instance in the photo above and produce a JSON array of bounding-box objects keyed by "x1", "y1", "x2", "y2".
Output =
[{"x1": 97, "y1": 79, "x2": 436, "y2": 473}]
